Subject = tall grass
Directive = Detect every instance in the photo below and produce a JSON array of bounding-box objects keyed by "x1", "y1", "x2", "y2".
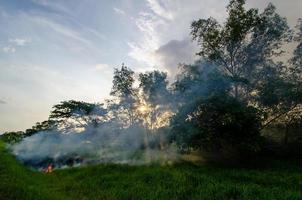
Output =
[{"x1": 1, "y1": 140, "x2": 302, "y2": 200}]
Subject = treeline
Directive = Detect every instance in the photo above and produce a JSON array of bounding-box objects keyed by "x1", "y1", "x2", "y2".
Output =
[{"x1": 2, "y1": 0, "x2": 302, "y2": 161}]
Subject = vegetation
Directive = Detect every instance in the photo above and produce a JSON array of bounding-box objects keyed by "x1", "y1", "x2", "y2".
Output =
[
  {"x1": 1, "y1": 140, "x2": 302, "y2": 200},
  {"x1": 172, "y1": 94, "x2": 263, "y2": 159},
  {"x1": 1, "y1": 0, "x2": 302, "y2": 199},
  {"x1": 2, "y1": 0, "x2": 302, "y2": 160}
]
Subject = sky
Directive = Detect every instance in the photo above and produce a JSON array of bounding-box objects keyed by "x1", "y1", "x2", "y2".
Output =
[{"x1": 0, "y1": 0, "x2": 301, "y2": 133}]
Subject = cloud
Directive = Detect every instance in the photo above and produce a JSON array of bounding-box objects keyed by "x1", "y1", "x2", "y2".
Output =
[
  {"x1": 146, "y1": 0, "x2": 174, "y2": 20},
  {"x1": 23, "y1": 14, "x2": 103, "y2": 57},
  {"x1": 30, "y1": 0, "x2": 72, "y2": 15},
  {"x1": 3, "y1": 46, "x2": 16, "y2": 53},
  {"x1": 128, "y1": 0, "x2": 302, "y2": 76},
  {"x1": 31, "y1": 17, "x2": 91, "y2": 45},
  {"x1": 128, "y1": 0, "x2": 227, "y2": 75},
  {"x1": 154, "y1": 38, "x2": 198, "y2": 76},
  {"x1": 113, "y1": 7, "x2": 126, "y2": 16},
  {"x1": 9, "y1": 38, "x2": 31, "y2": 46},
  {"x1": 95, "y1": 63, "x2": 110, "y2": 71},
  {"x1": 2, "y1": 38, "x2": 31, "y2": 53}
]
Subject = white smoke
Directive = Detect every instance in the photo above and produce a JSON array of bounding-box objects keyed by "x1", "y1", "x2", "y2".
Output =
[{"x1": 10, "y1": 121, "x2": 179, "y2": 170}]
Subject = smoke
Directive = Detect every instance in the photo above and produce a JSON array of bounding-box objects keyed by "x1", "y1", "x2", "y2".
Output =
[
  {"x1": 9, "y1": 60, "x2": 226, "y2": 171},
  {"x1": 0, "y1": 99, "x2": 7, "y2": 104},
  {"x1": 10, "y1": 121, "x2": 179, "y2": 170}
]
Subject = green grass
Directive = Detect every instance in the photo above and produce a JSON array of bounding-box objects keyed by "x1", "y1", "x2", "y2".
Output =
[{"x1": 1, "y1": 140, "x2": 302, "y2": 200}]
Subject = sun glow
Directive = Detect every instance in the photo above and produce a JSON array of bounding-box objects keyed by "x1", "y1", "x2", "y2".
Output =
[
  {"x1": 138, "y1": 105, "x2": 149, "y2": 114},
  {"x1": 136, "y1": 100, "x2": 173, "y2": 130}
]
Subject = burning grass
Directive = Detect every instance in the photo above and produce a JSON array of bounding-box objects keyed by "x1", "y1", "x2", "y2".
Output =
[{"x1": 1, "y1": 140, "x2": 302, "y2": 200}]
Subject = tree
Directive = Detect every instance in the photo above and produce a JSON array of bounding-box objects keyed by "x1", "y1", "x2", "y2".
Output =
[
  {"x1": 1, "y1": 131, "x2": 25, "y2": 144},
  {"x1": 49, "y1": 100, "x2": 106, "y2": 133},
  {"x1": 172, "y1": 60, "x2": 230, "y2": 104},
  {"x1": 24, "y1": 120, "x2": 55, "y2": 137},
  {"x1": 1, "y1": 120, "x2": 56, "y2": 143},
  {"x1": 110, "y1": 64, "x2": 137, "y2": 126},
  {"x1": 256, "y1": 18, "x2": 302, "y2": 133},
  {"x1": 171, "y1": 94, "x2": 263, "y2": 159},
  {"x1": 138, "y1": 71, "x2": 172, "y2": 149},
  {"x1": 290, "y1": 18, "x2": 302, "y2": 80},
  {"x1": 191, "y1": 0, "x2": 290, "y2": 100},
  {"x1": 138, "y1": 70, "x2": 171, "y2": 130},
  {"x1": 264, "y1": 18, "x2": 302, "y2": 145}
]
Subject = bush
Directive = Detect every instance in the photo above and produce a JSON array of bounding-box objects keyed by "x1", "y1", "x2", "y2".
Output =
[{"x1": 172, "y1": 94, "x2": 264, "y2": 160}]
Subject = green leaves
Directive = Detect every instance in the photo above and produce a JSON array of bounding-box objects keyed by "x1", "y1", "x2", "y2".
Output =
[
  {"x1": 48, "y1": 100, "x2": 106, "y2": 132},
  {"x1": 139, "y1": 70, "x2": 169, "y2": 105},
  {"x1": 171, "y1": 94, "x2": 263, "y2": 157},
  {"x1": 111, "y1": 64, "x2": 135, "y2": 99},
  {"x1": 191, "y1": 0, "x2": 291, "y2": 101}
]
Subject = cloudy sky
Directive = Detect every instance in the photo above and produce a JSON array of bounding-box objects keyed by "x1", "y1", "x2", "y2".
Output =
[{"x1": 0, "y1": 0, "x2": 301, "y2": 132}]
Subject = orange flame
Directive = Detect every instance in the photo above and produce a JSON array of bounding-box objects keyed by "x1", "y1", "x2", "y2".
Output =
[{"x1": 44, "y1": 164, "x2": 53, "y2": 173}]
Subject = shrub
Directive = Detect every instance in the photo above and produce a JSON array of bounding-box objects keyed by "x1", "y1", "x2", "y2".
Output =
[{"x1": 172, "y1": 94, "x2": 263, "y2": 160}]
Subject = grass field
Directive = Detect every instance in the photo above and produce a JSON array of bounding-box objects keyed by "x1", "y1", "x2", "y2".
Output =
[{"x1": 1, "y1": 140, "x2": 302, "y2": 200}]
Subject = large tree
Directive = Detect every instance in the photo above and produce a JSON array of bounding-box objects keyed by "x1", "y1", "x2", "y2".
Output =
[
  {"x1": 172, "y1": 60, "x2": 230, "y2": 104},
  {"x1": 291, "y1": 18, "x2": 302, "y2": 81},
  {"x1": 257, "y1": 18, "x2": 302, "y2": 132},
  {"x1": 138, "y1": 70, "x2": 171, "y2": 130},
  {"x1": 191, "y1": 0, "x2": 290, "y2": 100},
  {"x1": 110, "y1": 64, "x2": 137, "y2": 126},
  {"x1": 49, "y1": 100, "x2": 106, "y2": 133}
]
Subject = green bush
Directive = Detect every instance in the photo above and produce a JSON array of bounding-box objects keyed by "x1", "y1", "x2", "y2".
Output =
[{"x1": 172, "y1": 94, "x2": 264, "y2": 160}]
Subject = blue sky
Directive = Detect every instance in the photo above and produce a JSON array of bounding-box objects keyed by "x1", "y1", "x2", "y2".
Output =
[{"x1": 0, "y1": 0, "x2": 301, "y2": 132}]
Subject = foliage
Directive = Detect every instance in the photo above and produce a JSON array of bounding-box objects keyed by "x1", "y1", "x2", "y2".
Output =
[
  {"x1": 49, "y1": 100, "x2": 106, "y2": 132},
  {"x1": 1, "y1": 120, "x2": 55, "y2": 144},
  {"x1": 1, "y1": 141, "x2": 302, "y2": 200},
  {"x1": 24, "y1": 120, "x2": 55, "y2": 137},
  {"x1": 111, "y1": 63, "x2": 136, "y2": 100},
  {"x1": 172, "y1": 94, "x2": 263, "y2": 158},
  {"x1": 138, "y1": 71, "x2": 172, "y2": 130},
  {"x1": 0, "y1": 131, "x2": 25, "y2": 144},
  {"x1": 110, "y1": 64, "x2": 137, "y2": 126},
  {"x1": 139, "y1": 70, "x2": 170, "y2": 105},
  {"x1": 5, "y1": 0, "x2": 302, "y2": 164},
  {"x1": 291, "y1": 18, "x2": 302, "y2": 78},
  {"x1": 190, "y1": 0, "x2": 302, "y2": 150},
  {"x1": 173, "y1": 60, "x2": 231, "y2": 104},
  {"x1": 191, "y1": 0, "x2": 291, "y2": 99}
]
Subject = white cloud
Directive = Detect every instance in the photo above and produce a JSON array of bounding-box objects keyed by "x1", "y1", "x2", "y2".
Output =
[
  {"x1": 146, "y1": 0, "x2": 174, "y2": 20},
  {"x1": 31, "y1": 0, "x2": 72, "y2": 15},
  {"x1": 9, "y1": 38, "x2": 31, "y2": 46},
  {"x1": 113, "y1": 7, "x2": 126, "y2": 16},
  {"x1": 128, "y1": 0, "x2": 302, "y2": 76},
  {"x1": 24, "y1": 14, "x2": 103, "y2": 57},
  {"x1": 128, "y1": 0, "x2": 227, "y2": 75},
  {"x1": 31, "y1": 17, "x2": 91, "y2": 45},
  {"x1": 95, "y1": 63, "x2": 110, "y2": 71},
  {"x1": 3, "y1": 46, "x2": 16, "y2": 53},
  {"x1": 2, "y1": 38, "x2": 31, "y2": 53},
  {"x1": 154, "y1": 38, "x2": 198, "y2": 75}
]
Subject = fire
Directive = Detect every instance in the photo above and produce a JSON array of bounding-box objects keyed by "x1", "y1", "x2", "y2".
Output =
[{"x1": 44, "y1": 164, "x2": 53, "y2": 173}]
